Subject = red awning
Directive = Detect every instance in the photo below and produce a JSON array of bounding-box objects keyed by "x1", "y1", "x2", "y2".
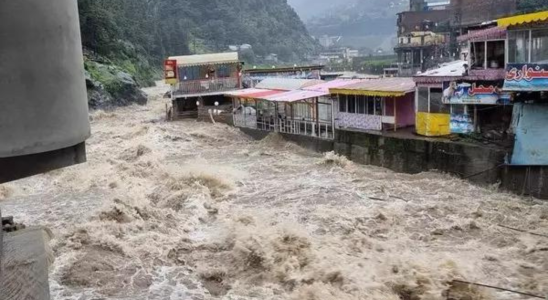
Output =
[{"x1": 457, "y1": 26, "x2": 507, "y2": 43}]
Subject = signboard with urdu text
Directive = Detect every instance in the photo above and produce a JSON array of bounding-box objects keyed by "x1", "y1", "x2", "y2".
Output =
[
  {"x1": 504, "y1": 64, "x2": 548, "y2": 91},
  {"x1": 443, "y1": 82, "x2": 512, "y2": 105}
]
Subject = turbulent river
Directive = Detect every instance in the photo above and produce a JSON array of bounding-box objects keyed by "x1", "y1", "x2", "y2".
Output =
[{"x1": 1, "y1": 86, "x2": 547, "y2": 300}]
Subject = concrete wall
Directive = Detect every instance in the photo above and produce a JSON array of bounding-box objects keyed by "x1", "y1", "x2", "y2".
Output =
[
  {"x1": 511, "y1": 103, "x2": 548, "y2": 166},
  {"x1": 0, "y1": 0, "x2": 90, "y2": 157},
  {"x1": 238, "y1": 126, "x2": 548, "y2": 199}
]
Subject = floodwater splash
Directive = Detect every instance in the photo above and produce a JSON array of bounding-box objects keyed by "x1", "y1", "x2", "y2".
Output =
[{"x1": 2, "y1": 84, "x2": 547, "y2": 300}]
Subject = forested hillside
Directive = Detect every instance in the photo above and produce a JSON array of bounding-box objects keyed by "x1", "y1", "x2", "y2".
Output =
[
  {"x1": 78, "y1": 0, "x2": 317, "y2": 108},
  {"x1": 79, "y1": 0, "x2": 316, "y2": 64}
]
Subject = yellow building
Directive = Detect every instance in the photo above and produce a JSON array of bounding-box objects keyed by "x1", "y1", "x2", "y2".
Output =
[{"x1": 413, "y1": 60, "x2": 467, "y2": 137}]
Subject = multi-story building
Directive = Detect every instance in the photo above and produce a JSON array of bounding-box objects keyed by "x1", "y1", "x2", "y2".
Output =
[
  {"x1": 499, "y1": 11, "x2": 548, "y2": 166},
  {"x1": 395, "y1": 0, "x2": 518, "y2": 76},
  {"x1": 395, "y1": 1, "x2": 454, "y2": 76},
  {"x1": 164, "y1": 52, "x2": 243, "y2": 119}
]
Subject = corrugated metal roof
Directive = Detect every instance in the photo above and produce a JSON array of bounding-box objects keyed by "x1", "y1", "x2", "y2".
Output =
[
  {"x1": 224, "y1": 88, "x2": 283, "y2": 99},
  {"x1": 255, "y1": 78, "x2": 324, "y2": 91},
  {"x1": 169, "y1": 52, "x2": 239, "y2": 67},
  {"x1": 498, "y1": 10, "x2": 548, "y2": 27},
  {"x1": 330, "y1": 78, "x2": 416, "y2": 97},
  {"x1": 264, "y1": 90, "x2": 328, "y2": 102},
  {"x1": 457, "y1": 27, "x2": 506, "y2": 42},
  {"x1": 416, "y1": 60, "x2": 467, "y2": 77},
  {"x1": 303, "y1": 79, "x2": 363, "y2": 93}
]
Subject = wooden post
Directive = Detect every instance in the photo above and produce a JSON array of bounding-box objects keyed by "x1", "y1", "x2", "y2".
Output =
[
  {"x1": 316, "y1": 98, "x2": 320, "y2": 137},
  {"x1": 254, "y1": 98, "x2": 258, "y2": 129},
  {"x1": 332, "y1": 96, "x2": 336, "y2": 138},
  {"x1": 474, "y1": 105, "x2": 478, "y2": 133},
  {"x1": 394, "y1": 97, "x2": 397, "y2": 132},
  {"x1": 290, "y1": 103, "x2": 294, "y2": 134},
  {"x1": 274, "y1": 101, "x2": 278, "y2": 132}
]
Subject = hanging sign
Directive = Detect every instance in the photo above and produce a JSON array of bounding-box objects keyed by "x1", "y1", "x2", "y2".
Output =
[
  {"x1": 504, "y1": 64, "x2": 548, "y2": 91},
  {"x1": 443, "y1": 82, "x2": 512, "y2": 105}
]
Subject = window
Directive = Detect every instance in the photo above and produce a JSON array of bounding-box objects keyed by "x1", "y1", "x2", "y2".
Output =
[
  {"x1": 348, "y1": 95, "x2": 356, "y2": 113},
  {"x1": 430, "y1": 88, "x2": 449, "y2": 114},
  {"x1": 339, "y1": 95, "x2": 347, "y2": 112},
  {"x1": 375, "y1": 98, "x2": 383, "y2": 115},
  {"x1": 486, "y1": 40, "x2": 505, "y2": 69},
  {"x1": 357, "y1": 96, "x2": 366, "y2": 114},
  {"x1": 508, "y1": 30, "x2": 530, "y2": 63},
  {"x1": 471, "y1": 42, "x2": 485, "y2": 69},
  {"x1": 367, "y1": 97, "x2": 375, "y2": 115},
  {"x1": 418, "y1": 87, "x2": 429, "y2": 113},
  {"x1": 532, "y1": 29, "x2": 548, "y2": 63}
]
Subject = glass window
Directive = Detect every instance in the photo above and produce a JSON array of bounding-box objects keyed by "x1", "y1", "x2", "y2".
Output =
[
  {"x1": 348, "y1": 95, "x2": 356, "y2": 113},
  {"x1": 471, "y1": 42, "x2": 485, "y2": 69},
  {"x1": 486, "y1": 40, "x2": 505, "y2": 69},
  {"x1": 508, "y1": 30, "x2": 530, "y2": 63},
  {"x1": 532, "y1": 29, "x2": 548, "y2": 63},
  {"x1": 367, "y1": 97, "x2": 375, "y2": 115},
  {"x1": 430, "y1": 88, "x2": 449, "y2": 114},
  {"x1": 357, "y1": 96, "x2": 366, "y2": 114},
  {"x1": 339, "y1": 95, "x2": 347, "y2": 112},
  {"x1": 418, "y1": 87, "x2": 429, "y2": 112},
  {"x1": 375, "y1": 98, "x2": 383, "y2": 115}
]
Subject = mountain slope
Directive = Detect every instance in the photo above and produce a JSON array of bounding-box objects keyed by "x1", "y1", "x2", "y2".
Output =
[
  {"x1": 78, "y1": 0, "x2": 318, "y2": 107},
  {"x1": 289, "y1": 0, "x2": 407, "y2": 50},
  {"x1": 79, "y1": 0, "x2": 317, "y2": 63}
]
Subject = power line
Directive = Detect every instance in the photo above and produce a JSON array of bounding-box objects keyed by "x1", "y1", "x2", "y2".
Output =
[{"x1": 452, "y1": 280, "x2": 546, "y2": 299}]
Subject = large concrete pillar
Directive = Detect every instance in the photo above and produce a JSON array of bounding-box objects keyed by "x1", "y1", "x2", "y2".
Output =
[
  {"x1": 0, "y1": 0, "x2": 90, "y2": 182},
  {"x1": 0, "y1": 0, "x2": 90, "y2": 157}
]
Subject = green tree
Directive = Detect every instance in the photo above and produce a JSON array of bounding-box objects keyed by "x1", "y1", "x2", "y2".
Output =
[{"x1": 518, "y1": 0, "x2": 548, "y2": 13}]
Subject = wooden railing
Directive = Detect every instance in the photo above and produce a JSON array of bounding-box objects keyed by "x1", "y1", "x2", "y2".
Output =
[{"x1": 174, "y1": 77, "x2": 239, "y2": 96}]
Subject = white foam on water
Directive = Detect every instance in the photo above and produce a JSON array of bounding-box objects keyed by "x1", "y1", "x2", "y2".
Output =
[{"x1": 2, "y1": 86, "x2": 547, "y2": 300}]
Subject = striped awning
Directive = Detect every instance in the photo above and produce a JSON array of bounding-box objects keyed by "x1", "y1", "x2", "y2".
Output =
[
  {"x1": 457, "y1": 27, "x2": 507, "y2": 42},
  {"x1": 330, "y1": 78, "x2": 416, "y2": 97},
  {"x1": 498, "y1": 11, "x2": 548, "y2": 27},
  {"x1": 224, "y1": 88, "x2": 284, "y2": 99},
  {"x1": 264, "y1": 90, "x2": 328, "y2": 102}
]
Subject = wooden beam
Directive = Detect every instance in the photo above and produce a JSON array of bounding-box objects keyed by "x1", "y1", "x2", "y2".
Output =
[
  {"x1": 316, "y1": 98, "x2": 320, "y2": 137},
  {"x1": 394, "y1": 97, "x2": 398, "y2": 132}
]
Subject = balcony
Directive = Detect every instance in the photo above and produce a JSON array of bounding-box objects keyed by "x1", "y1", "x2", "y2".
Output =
[
  {"x1": 396, "y1": 32, "x2": 447, "y2": 49},
  {"x1": 173, "y1": 77, "x2": 240, "y2": 97}
]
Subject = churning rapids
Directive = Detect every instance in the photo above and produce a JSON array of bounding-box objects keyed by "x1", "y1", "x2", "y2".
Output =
[{"x1": 1, "y1": 85, "x2": 547, "y2": 300}]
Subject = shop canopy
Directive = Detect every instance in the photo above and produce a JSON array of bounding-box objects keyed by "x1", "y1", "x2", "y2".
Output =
[
  {"x1": 264, "y1": 90, "x2": 328, "y2": 102},
  {"x1": 498, "y1": 11, "x2": 548, "y2": 27},
  {"x1": 330, "y1": 78, "x2": 416, "y2": 97},
  {"x1": 303, "y1": 79, "x2": 362, "y2": 93},
  {"x1": 224, "y1": 88, "x2": 284, "y2": 99},
  {"x1": 255, "y1": 78, "x2": 324, "y2": 91},
  {"x1": 457, "y1": 26, "x2": 507, "y2": 42}
]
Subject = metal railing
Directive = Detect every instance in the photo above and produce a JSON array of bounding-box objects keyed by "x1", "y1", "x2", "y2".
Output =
[
  {"x1": 174, "y1": 77, "x2": 239, "y2": 96},
  {"x1": 234, "y1": 113, "x2": 334, "y2": 140}
]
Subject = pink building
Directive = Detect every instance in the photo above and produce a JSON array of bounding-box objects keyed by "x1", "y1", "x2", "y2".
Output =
[{"x1": 329, "y1": 78, "x2": 416, "y2": 132}]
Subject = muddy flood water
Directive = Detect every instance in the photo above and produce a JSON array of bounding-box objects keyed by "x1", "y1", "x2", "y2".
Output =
[{"x1": 1, "y1": 86, "x2": 548, "y2": 300}]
